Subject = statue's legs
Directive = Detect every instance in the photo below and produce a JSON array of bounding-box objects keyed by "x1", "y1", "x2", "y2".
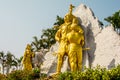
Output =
[
  {"x1": 56, "y1": 52, "x2": 65, "y2": 73},
  {"x1": 77, "y1": 50, "x2": 82, "y2": 71},
  {"x1": 56, "y1": 42, "x2": 68, "y2": 73},
  {"x1": 68, "y1": 51, "x2": 77, "y2": 72},
  {"x1": 51, "y1": 52, "x2": 65, "y2": 77}
]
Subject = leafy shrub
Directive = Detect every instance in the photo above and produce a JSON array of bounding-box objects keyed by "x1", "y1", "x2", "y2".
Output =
[
  {"x1": 0, "y1": 73, "x2": 7, "y2": 80},
  {"x1": 2, "y1": 65, "x2": 120, "y2": 80},
  {"x1": 33, "y1": 68, "x2": 40, "y2": 79},
  {"x1": 107, "y1": 65, "x2": 120, "y2": 80},
  {"x1": 56, "y1": 65, "x2": 120, "y2": 80},
  {"x1": 2, "y1": 69, "x2": 47, "y2": 80},
  {"x1": 6, "y1": 70, "x2": 34, "y2": 80},
  {"x1": 33, "y1": 68, "x2": 40, "y2": 73},
  {"x1": 40, "y1": 73, "x2": 47, "y2": 80}
]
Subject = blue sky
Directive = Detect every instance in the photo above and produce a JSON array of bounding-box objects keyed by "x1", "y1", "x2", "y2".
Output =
[{"x1": 0, "y1": 0, "x2": 120, "y2": 58}]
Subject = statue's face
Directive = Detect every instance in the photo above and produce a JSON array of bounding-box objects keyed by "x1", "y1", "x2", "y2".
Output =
[
  {"x1": 64, "y1": 14, "x2": 72, "y2": 23},
  {"x1": 26, "y1": 49, "x2": 30, "y2": 54}
]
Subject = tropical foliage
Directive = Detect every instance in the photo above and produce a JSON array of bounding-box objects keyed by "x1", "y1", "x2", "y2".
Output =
[
  {"x1": 0, "y1": 73, "x2": 6, "y2": 80},
  {"x1": 31, "y1": 36, "x2": 41, "y2": 52},
  {"x1": 0, "y1": 65, "x2": 120, "y2": 80},
  {"x1": 104, "y1": 10, "x2": 120, "y2": 34},
  {"x1": 40, "y1": 27, "x2": 57, "y2": 49},
  {"x1": 54, "y1": 15, "x2": 64, "y2": 26},
  {"x1": 31, "y1": 15, "x2": 64, "y2": 51},
  {"x1": 0, "y1": 51, "x2": 6, "y2": 74},
  {"x1": 7, "y1": 70, "x2": 34, "y2": 80},
  {"x1": 56, "y1": 65, "x2": 120, "y2": 80},
  {"x1": 0, "y1": 51, "x2": 23, "y2": 74},
  {"x1": 5, "y1": 52, "x2": 16, "y2": 74}
]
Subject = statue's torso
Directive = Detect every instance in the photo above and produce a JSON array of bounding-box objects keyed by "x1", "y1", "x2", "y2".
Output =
[
  {"x1": 67, "y1": 30, "x2": 83, "y2": 51},
  {"x1": 60, "y1": 23, "x2": 71, "y2": 41}
]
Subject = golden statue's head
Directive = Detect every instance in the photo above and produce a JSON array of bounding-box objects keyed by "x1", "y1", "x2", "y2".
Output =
[
  {"x1": 64, "y1": 13, "x2": 73, "y2": 23},
  {"x1": 26, "y1": 44, "x2": 31, "y2": 50},
  {"x1": 64, "y1": 4, "x2": 75, "y2": 23}
]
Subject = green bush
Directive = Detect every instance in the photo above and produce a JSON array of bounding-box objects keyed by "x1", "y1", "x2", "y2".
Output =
[
  {"x1": 6, "y1": 70, "x2": 34, "y2": 80},
  {"x1": 40, "y1": 73, "x2": 47, "y2": 80},
  {"x1": 1, "y1": 65, "x2": 120, "y2": 80},
  {"x1": 0, "y1": 73, "x2": 7, "y2": 80},
  {"x1": 56, "y1": 65, "x2": 120, "y2": 80},
  {"x1": 0, "y1": 69, "x2": 47, "y2": 80},
  {"x1": 33, "y1": 68, "x2": 40, "y2": 73}
]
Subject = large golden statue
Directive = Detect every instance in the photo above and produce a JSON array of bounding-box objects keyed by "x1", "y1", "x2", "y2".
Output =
[
  {"x1": 22, "y1": 44, "x2": 35, "y2": 71},
  {"x1": 55, "y1": 4, "x2": 84, "y2": 74},
  {"x1": 67, "y1": 18, "x2": 84, "y2": 72}
]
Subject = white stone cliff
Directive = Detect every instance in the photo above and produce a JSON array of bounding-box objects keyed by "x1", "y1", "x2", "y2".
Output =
[{"x1": 92, "y1": 26, "x2": 120, "y2": 69}]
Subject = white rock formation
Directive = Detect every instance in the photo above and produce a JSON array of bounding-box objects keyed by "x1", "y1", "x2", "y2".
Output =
[
  {"x1": 41, "y1": 42, "x2": 58, "y2": 75},
  {"x1": 92, "y1": 26, "x2": 120, "y2": 69},
  {"x1": 73, "y1": 4, "x2": 102, "y2": 67},
  {"x1": 41, "y1": 42, "x2": 70, "y2": 76}
]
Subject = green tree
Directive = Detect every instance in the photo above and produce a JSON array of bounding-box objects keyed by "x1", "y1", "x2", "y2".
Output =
[
  {"x1": 31, "y1": 36, "x2": 41, "y2": 52},
  {"x1": 12, "y1": 56, "x2": 23, "y2": 70},
  {"x1": 11, "y1": 60, "x2": 18, "y2": 70},
  {"x1": 5, "y1": 52, "x2": 16, "y2": 74},
  {"x1": 104, "y1": 10, "x2": 120, "y2": 34},
  {"x1": 31, "y1": 15, "x2": 64, "y2": 50},
  {"x1": 0, "y1": 51, "x2": 6, "y2": 74},
  {"x1": 41, "y1": 28, "x2": 57, "y2": 49},
  {"x1": 17, "y1": 56, "x2": 23, "y2": 70},
  {"x1": 40, "y1": 15, "x2": 64, "y2": 49},
  {"x1": 54, "y1": 15, "x2": 64, "y2": 27},
  {"x1": 98, "y1": 20, "x2": 104, "y2": 29}
]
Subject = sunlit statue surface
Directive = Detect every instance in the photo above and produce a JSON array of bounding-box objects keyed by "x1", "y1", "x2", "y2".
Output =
[
  {"x1": 22, "y1": 44, "x2": 35, "y2": 71},
  {"x1": 54, "y1": 4, "x2": 84, "y2": 74}
]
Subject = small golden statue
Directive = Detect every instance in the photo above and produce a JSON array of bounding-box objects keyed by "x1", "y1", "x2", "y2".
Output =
[
  {"x1": 22, "y1": 44, "x2": 35, "y2": 71},
  {"x1": 54, "y1": 4, "x2": 84, "y2": 75}
]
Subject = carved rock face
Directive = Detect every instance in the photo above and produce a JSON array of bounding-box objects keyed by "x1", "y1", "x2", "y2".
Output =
[{"x1": 92, "y1": 26, "x2": 120, "y2": 69}]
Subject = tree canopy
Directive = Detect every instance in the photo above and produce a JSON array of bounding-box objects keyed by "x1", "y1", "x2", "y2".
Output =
[
  {"x1": 31, "y1": 15, "x2": 64, "y2": 51},
  {"x1": 104, "y1": 10, "x2": 120, "y2": 34}
]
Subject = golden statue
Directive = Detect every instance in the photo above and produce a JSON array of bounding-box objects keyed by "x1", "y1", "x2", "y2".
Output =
[
  {"x1": 22, "y1": 44, "x2": 35, "y2": 71},
  {"x1": 54, "y1": 4, "x2": 76, "y2": 75},
  {"x1": 67, "y1": 17, "x2": 84, "y2": 71},
  {"x1": 54, "y1": 4, "x2": 84, "y2": 74}
]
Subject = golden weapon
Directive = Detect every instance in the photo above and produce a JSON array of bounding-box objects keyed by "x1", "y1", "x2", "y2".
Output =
[{"x1": 82, "y1": 48, "x2": 90, "y2": 50}]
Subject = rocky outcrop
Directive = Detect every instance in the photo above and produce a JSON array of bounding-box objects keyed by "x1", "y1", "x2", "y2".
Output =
[
  {"x1": 73, "y1": 4, "x2": 102, "y2": 67},
  {"x1": 41, "y1": 42, "x2": 70, "y2": 76},
  {"x1": 73, "y1": 4, "x2": 102, "y2": 36},
  {"x1": 41, "y1": 42, "x2": 58, "y2": 75},
  {"x1": 92, "y1": 26, "x2": 120, "y2": 69}
]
